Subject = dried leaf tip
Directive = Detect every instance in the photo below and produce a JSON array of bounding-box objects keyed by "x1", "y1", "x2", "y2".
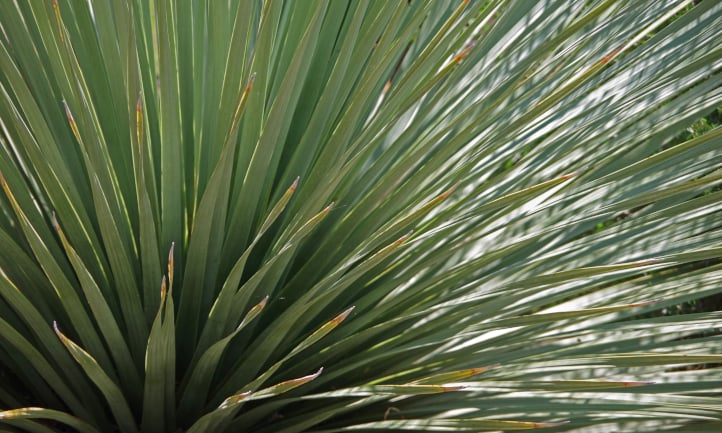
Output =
[
  {"x1": 322, "y1": 202, "x2": 335, "y2": 215},
  {"x1": 220, "y1": 391, "x2": 251, "y2": 409},
  {"x1": 632, "y1": 258, "x2": 662, "y2": 266},
  {"x1": 62, "y1": 100, "x2": 74, "y2": 121},
  {"x1": 62, "y1": 101, "x2": 81, "y2": 140},
  {"x1": 394, "y1": 231, "x2": 413, "y2": 246},
  {"x1": 561, "y1": 172, "x2": 577, "y2": 180},
  {"x1": 629, "y1": 298, "x2": 661, "y2": 307},
  {"x1": 453, "y1": 41, "x2": 476, "y2": 64},
  {"x1": 245, "y1": 72, "x2": 257, "y2": 92},
  {"x1": 248, "y1": 296, "x2": 269, "y2": 314},
  {"x1": 622, "y1": 381, "x2": 655, "y2": 387},
  {"x1": 160, "y1": 275, "x2": 167, "y2": 301},
  {"x1": 50, "y1": 212, "x2": 59, "y2": 230},
  {"x1": 601, "y1": 46, "x2": 624, "y2": 65},
  {"x1": 472, "y1": 364, "x2": 500, "y2": 374},
  {"x1": 440, "y1": 385, "x2": 467, "y2": 392},
  {"x1": 533, "y1": 421, "x2": 570, "y2": 428},
  {"x1": 52, "y1": 0, "x2": 64, "y2": 43},
  {"x1": 168, "y1": 242, "x2": 175, "y2": 288},
  {"x1": 440, "y1": 182, "x2": 460, "y2": 200},
  {"x1": 289, "y1": 176, "x2": 300, "y2": 191},
  {"x1": 307, "y1": 367, "x2": 324, "y2": 380},
  {"x1": 331, "y1": 306, "x2": 355, "y2": 325}
]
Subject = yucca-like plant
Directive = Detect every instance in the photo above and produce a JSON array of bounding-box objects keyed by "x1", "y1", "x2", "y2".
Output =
[{"x1": 1, "y1": 0, "x2": 722, "y2": 432}]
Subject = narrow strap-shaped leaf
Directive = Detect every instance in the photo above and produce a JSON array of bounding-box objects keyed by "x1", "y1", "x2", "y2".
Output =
[
  {"x1": 0, "y1": 173, "x2": 114, "y2": 374},
  {"x1": 195, "y1": 177, "x2": 297, "y2": 356},
  {"x1": 52, "y1": 215, "x2": 142, "y2": 401},
  {"x1": 54, "y1": 323, "x2": 139, "y2": 433},
  {"x1": 0, "y1": 315, "x2": 89, "y2": 425},
  {"x1": 188, "y1": 369, "x2": 323, "y2": 433},
  {"x1": 213, "y1": 306, "x2": 352, "y2": 404},
  {"x1": 0, "y1": 407, "x2": 100, "y2": 433},
  {"x1": 409, "y1": 365, "x2": 498, "y2": 385},
  {"x1": 178, "y1": 296, "x2": 268, "y2": 424},
  {"x1": 141, "y1": 245, "x2": 176, "y2": 433},
  {"x1": 176, "y1": 72, "x2": 256, "y2": 367},
  {"x1": 337, "y1": 418, "x2": 568, "y2": 431}
]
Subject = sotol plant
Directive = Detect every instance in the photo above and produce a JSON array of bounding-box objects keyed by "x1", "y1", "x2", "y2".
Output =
[{"x1": 1, "y1": 1, "x2": 722, "y2": 432}]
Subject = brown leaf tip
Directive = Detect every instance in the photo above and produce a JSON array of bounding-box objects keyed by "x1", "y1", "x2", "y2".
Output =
[
  {"x1": 290, "y1": 176, "x2": 300, "y2": 191},
  {"x1": 51, "y1": 212, "x2": 60, "y2": 232},
  {"x1": 220, "y1": 391, "x2": 251, "y2": 408},
  {"x1": 633, "y1": 258, "x2": 662, "y2": 266},
  {"x1": 534, "y1": 421, "x2": 570, "y2": 428},
  {"x1": 332, "y1": 306, "x2": 355, "y2": 325},
  {"x1": 440, "y1": 182, "x2": 461, "y2": 200},
  {"x1": 322, "y1": 202, "x2": 335, "y2": 215},
  {"x1": 168, "y1": 242, "x2": 175, "y2": 283},
  {"x1": 472, "y1": 364, "x2": 499, "y2": 374},
  {"x1": 622, "y1": 381, "x2": 655, "y2": 387},
  {"x1": 245, "y1": 73, "x2": 257, "y2": 92},
  {"x1": 441, "y1": 385, "x2": 467, "y2": 392},
  {"x1": 629, "y1": 298, "x2": 661, "y2": 307},
  {"x1": 62, "y1": 100, "x2": 74, "y2": 121},
  {"x1": 395, "y1": 231, "x2": 413, "y2": 246}
]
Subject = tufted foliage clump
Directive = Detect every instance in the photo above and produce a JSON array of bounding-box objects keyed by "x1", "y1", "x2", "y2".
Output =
[{"x1": 1, "y1": 1, "x2": 722, "y2": 432}]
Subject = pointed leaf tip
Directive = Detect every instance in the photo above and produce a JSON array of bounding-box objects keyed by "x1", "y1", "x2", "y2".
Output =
[
  {"x1": 441, "y1": 385, "x2": 467, "y2": 392},
  {"x1": 561, "y1": 172, "x2": 577, "y2": 180},
  {"x1": 534, "y1": 421, "x2": 569, "y2": 428},
  {"x1": 410, "y1": 364, "x2": 498, "y2": 385},
  {"x1": 290, "y1": 176, "x2": 300, "y2": 191},
  {"x1": 622, "y1": 381, "x2": 655, "y2": 387},
  {"x1": 160, "y1": 275, "x2": 167, "y2": 301},
  {"x1": 249, "y1": 368, "x2": 325, "y2": 401},
  {"x1": 629, "y1": 298, "x2": 661, "y2": 307},
  {"x1": 62, "y1": 101, "x2": 81, "y2": 140},
  {"x1": 332, "y1": 306, "x2": 355, "y2": 325},
  {"x1": 633, "y1": 258, "x2": 662, "y2": 266},
  {"x1": 395, "y1": 231, "x2": 413, "y2": 245},
  {"x1": 219, "y1": 391, "x2": 251, "y2": 409},
  {"x1": 245, "y1": 73, "x2": 257, "y2": 92},
  {"x1": 168, "y1": 242, "x2": 175, "y2": 287},
  {"x1": 440, "y1": 182, "x2": 460, "y2": 200},
  {"x1": 52, "y1": 0, "x2": 64, "y2": 43},
  {"x1": 51, "y1": 212, "x2": 60, "y2": 232}
]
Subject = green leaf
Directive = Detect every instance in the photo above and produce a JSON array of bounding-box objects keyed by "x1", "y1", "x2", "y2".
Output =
[
  {"x1": 0, "y1": 408, "x2": 100, "y2": 433},
  {"x1": 54, "y1": 323, "x2": 138, "y2": 433}
]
